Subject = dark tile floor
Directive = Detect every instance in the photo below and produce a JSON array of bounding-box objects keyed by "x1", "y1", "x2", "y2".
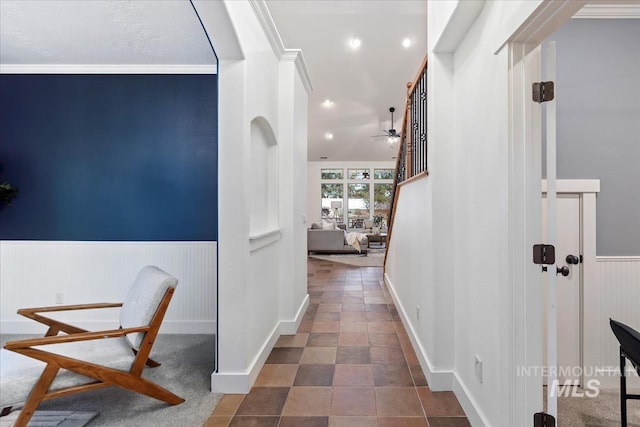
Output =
[{"x1": 205, "y1": 258, "x2": 470, "y2": 427}]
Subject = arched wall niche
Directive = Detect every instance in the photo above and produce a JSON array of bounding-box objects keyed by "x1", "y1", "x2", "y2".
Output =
[{"x1": 249, "y1": 116, "x2": 279, "y2": 234}]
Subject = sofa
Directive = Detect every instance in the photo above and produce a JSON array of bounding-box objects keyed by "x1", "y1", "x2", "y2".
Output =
[{"x1": 308, "y1": 223, "x2": 368, "y2": 254}]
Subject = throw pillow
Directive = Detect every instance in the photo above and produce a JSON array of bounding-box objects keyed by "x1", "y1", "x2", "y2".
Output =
[
  {"x1": 322, "y1": 219, "x2": 336, "y2": 230},
  {"x1": 311, "y1": 222, "x2": 322, "y2": 230}
]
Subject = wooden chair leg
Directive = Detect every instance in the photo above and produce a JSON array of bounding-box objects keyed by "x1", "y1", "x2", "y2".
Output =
[
  {"x1": 118, "y1": 375, "x2": 184, "y2": 404},
  {"x1": 131, "y1": 348, "x2": 161, "y2": 367},
  {"x1": 13, "y1": 364, "x2": 59, "y2": 427}
]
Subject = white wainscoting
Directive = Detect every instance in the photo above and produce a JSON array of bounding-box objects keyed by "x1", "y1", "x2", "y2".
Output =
[
  {"x1": 584, "y1": 256, "x2": 640, "y2": 388},
  {"x1": 0, "y1": 241, "x2": 217, "y2": 334}
]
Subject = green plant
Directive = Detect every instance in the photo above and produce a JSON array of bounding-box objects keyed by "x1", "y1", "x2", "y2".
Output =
[
  {"x1": 0, "y1": 164, "x2": 19, "y2": 208},
  {"x1": 0, "y1": 181, "x2": 18, "y2": 207}
]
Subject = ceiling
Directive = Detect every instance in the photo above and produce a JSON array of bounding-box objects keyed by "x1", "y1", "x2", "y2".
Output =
[
  {"x1": 0, "y1": 0, "x2": 214, "y2": 65},
  {"x1": 1, "y1": 0, "x2": 425, "y2": 161},
  {"x1": 266, "y1": 0, "x2": 427, "y2": 162},
  {"x1": 2, "y1": 1, "x2": 633, "y2": 162}
]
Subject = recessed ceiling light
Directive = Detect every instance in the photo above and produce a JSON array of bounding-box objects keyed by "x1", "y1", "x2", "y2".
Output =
[
  {"x1": 325, "y1": 132, "x2": 334, "y2": 140},
  {"x1": 349, "y1": 38, "x2": 362, "y2": 50},
  {"x1": 322, "y1": 99, "x2": 334, "y2": 108},
  {"x1": 402, "y1": 38, "x2": 412, "y2": 48}
]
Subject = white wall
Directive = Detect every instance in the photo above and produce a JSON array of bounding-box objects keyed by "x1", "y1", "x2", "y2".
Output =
[
  {"x1": 307, "y1": 161, "x2": 395, "y2": 225},
  {"x1": 195, "y1": 0, "x2": 311, "y2": 393},
  {"x1": 0, "y1": 241, "x2": 216, "y2": 334},
  {"x1": 384, "y1": 177, "x2": 441, "y2": 382},
  {"x1": 585, "y1": 257, "x2": 640, "y2": 389},
  {"x1": 384, "y1": 0, "x2": 578, "y2": 425},
  {"x1": 280, "y1": 57, "x2": 311, "y2": 335},
  {"x1": 449, "y1": 3, "x2": 511, "y2": 424}
]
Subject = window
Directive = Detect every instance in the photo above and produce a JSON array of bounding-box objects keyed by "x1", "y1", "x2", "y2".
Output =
[
  {"x1": 320, "y1": 166, "x2": 394, "y2": 229},
  {"x1": 347, "y1": 183, "x2": 369, "y2": 228},
  {"x1": 374, "y1": 168, "x2": 394, "y2": 180},
  {"x1": 374, "y1": 183, "x2": 393, "y2": 229},
  {"x1": 348, "y1": 168, "x2": 370, "y2": 180},
  {"x1": 321, "y1": 168, "x2": 343, "y2": 180},
  {"x1": 321, "y1": 183, "x2": 343, "y2": 222}
]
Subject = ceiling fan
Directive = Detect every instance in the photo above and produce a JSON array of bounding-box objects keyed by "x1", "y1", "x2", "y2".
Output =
[{"x1": 371, "y1": 107, "x2": 402, "y2": 143}]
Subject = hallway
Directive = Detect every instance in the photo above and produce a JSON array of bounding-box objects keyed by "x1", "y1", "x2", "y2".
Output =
[{"x1": 205, "y1": 258, "x2": 470, "y2": 427}]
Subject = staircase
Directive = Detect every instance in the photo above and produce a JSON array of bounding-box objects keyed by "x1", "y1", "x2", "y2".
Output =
[{"x1": 384, "y1": 56, "x2": 428, "y2": 267}]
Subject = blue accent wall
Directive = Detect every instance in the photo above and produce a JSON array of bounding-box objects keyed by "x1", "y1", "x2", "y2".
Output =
[{"x1": 0, "y1": 74, "x2": 217, "y2": 241}]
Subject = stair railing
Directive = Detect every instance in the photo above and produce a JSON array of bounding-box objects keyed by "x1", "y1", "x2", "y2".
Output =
[{"x1": 385, "y1": 56, "x2": 428, "y2": 266}]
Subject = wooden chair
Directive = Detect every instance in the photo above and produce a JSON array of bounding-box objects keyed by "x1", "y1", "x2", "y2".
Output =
[{"x1": 0, "y1": 266, "x2": 184, "y2": 427}]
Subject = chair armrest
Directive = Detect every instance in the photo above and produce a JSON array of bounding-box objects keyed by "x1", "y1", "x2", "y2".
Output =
[
  {"x1": 17, "y1": 303, "x2": 124, "y2": 336},
  {"x1": 4, "y1": 325, "x2": 150, "y2": 350},
  {"x1": 18, "y1": 302, "x2": 123, "y2": 316}
]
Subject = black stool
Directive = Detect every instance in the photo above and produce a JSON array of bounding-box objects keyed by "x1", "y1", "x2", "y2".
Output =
[{"x1": 610, "y1": 319, "x2": 640, "y2": 426}]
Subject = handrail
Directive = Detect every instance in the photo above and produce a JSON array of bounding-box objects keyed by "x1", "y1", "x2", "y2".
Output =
[{"x1": 385, "y1": 55, "x2": 428, "y2": 269}]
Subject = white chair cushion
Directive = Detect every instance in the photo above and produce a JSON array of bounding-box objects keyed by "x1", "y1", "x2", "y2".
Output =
[{"x1": 119, "y1": 266, "x2": 178, "y2": 350}]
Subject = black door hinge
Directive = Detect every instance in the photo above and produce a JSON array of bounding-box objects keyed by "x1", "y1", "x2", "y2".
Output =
[
  {"x1": 534, "y1": 412, "x2": 556, "y2": 427},
  {"x1": 532, "y1": 81, "x2": 555, "y2": 103},
  {"x1": 533, "y1": 244, "x2": 555, "y2": 266}
]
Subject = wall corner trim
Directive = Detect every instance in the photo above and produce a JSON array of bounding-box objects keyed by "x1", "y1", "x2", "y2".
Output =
[
  {"x1": 281, "y1": 49, "x2": 313, "y2": 94},
  {"x1": 541, "y1": 179, "x2": 600, "y2": 194},
  {"x1": 279, "y1": 294, "x2": 310, "y2": 335},
  {"x1": 573, "y1": 4, "x2": 640, "y2": 19},
  {"x1": 250, "y1": 0, "x2": 285, "y2": 57},
  {"x1": 210, "y1": 294, "x2": 309, "y2": 393},
  {"x1": 0, "y1": 64, "x2": 218, "y2": 75}
]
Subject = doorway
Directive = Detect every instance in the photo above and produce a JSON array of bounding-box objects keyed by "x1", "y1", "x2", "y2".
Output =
[
  {"x1": 541, "y1": 180, "x2": 600, "y2": 388},
  {"x1": 542, "y1": 192, "x2": 581, "y2": 385}
]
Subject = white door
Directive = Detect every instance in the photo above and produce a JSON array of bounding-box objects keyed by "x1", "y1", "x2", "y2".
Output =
[{"x1": 543, "y1": 193, "x2": 581, "y2": 384}]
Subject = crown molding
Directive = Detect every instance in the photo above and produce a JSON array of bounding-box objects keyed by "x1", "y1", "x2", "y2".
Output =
[
  {"x1": 250, "y1": 0, "x2": 313, "y2": 94},
  {"x1": 573, "y1": 4, "x2": 640, "y2": 18},
  {"x1": 249, "y1": 0, "x2": 285, "y2": 57},
  {"x1": 0, "y1": 64, "x2": 217, "y2": 74},
  {"x1": 280, "y1": 49, "x2": 313, "y2": 94}
]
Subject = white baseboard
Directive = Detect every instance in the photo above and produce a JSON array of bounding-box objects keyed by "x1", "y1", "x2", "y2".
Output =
[
  {"x1": 384, "y1": 272, "x2": 488, "y2": 425},
  {"x1": 211, "y1": 294, "x2": 309, "y2": 393},
  {"x1": 0, "y1": 320, "x2": 216, "y2": 335},
  {"x1": 280, "y1": 294, "x2": 309, "y2": 335},
  {"x1": 383, "y1": 273, "x2": 453, "y2": 391},
  {"x1": 211, "y1": 321, "x2": 280, "y2": 394},
  {"x1": 452, "y1": 372, "x2": 490, "y2": 427}
]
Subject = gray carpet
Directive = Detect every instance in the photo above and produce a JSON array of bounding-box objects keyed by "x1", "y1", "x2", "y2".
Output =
[
  {"x1": 558, "y1": 389, "x2": 640, "y2": 427},
  {"x1": 0, "y1": 334, "x2": 221, "y2": 427},
  {"x1": 543, "y1": 385, "x2": 640, "y2": 427}
]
